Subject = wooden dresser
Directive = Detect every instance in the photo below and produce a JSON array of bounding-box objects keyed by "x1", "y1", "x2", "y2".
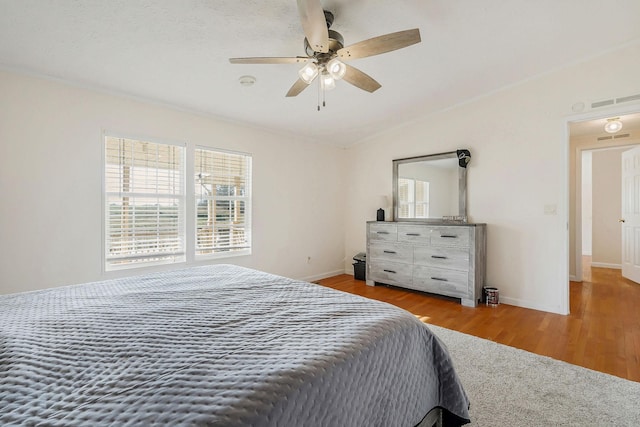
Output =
[{"x1": 366, "y1": 221, "x2": 486, "y2": 307}]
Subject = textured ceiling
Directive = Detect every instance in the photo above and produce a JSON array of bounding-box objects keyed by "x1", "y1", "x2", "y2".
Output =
[{"x1": 1, "y1": 0, "x2": 640, "y2": 147}]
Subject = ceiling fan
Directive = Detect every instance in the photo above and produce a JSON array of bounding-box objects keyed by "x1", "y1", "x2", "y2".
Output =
[{"x1": 229, "y1": 0, "x2": 421, "y2": 103}]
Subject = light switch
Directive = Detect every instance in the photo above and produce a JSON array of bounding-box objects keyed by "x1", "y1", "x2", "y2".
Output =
[{"x1": 544, "y1": 204, "x2": 557, "y2": 215}]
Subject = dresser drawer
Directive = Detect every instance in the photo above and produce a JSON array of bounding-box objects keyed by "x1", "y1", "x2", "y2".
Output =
[
  {"x1": 368, "y1": 223, "x2": 398, "y2": 242},
  {"x1": 397, "y1": 224, "x2": 430, "y2": 244},
  {"x1": 414, "y1": 246, "x2": 469, "y2": 271},
  {"x1": 369, "y1": 243, "x2": 413, "y2": 263},
  {"x1": 430, "y1": 227, "x2": 470, "y2": 247},
  {"x1": 369, "y1": 261, "x2": 412, "y2": 287},
  {"x1": 413, "y1": 266, "x2": 469, "y2": 298}
]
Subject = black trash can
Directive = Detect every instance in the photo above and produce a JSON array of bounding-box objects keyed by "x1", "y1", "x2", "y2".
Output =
[{"x1": 353, "y1": 252, "x2": 366, "y2": 281}]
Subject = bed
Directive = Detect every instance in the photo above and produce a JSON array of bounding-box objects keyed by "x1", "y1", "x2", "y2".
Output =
[{"x1": 0, "y1": 264, "x2": 470, "y2": 426}]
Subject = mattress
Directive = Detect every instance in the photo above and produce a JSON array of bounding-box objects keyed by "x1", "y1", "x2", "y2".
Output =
[{"x1": 0, "y1": 264, "x2": 470, "y2": 426}]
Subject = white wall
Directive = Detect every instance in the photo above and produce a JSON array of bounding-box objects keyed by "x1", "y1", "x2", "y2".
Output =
[
  {"x1": 581, "y1": 151, "x2": 592, "y2": 255},
  {"x1": 591, "y1": 147, "x2": 627, "y2": 268},
  {"x1": 344, "y1": 43, "x2": 640, "y2": 314},
  {"x1": 0, "y1": 70, "x2": 346, "y2": 295}
]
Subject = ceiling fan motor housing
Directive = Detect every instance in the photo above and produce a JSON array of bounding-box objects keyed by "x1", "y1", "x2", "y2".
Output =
[{"x1": 304, "y1": 29, "x2": 344, "y2": 57}]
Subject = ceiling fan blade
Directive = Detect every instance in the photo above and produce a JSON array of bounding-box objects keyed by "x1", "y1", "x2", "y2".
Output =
[
  {"x1": 337, "y1": 28, "x2": 421, "y2": 60},
  {"x1": 286, "y1": 78, "x2": 311, "y2": 97},
  {"x1": 342, "y1": 64, "x2": 381, "y2": 93},
  {"x1": 297, "y1": 0, "x2": 329, "y2": 53},
  {"x1": 229, "y1": 57, "x2": 310, "y2": 64}
]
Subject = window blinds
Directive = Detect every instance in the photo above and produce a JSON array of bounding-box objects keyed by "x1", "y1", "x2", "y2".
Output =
[
  {"x1": 104, "y1": 136, "x2": 185, "y2": 269},
  {"x1": 398, "y1": 178, "x2": 429, "y2": 218},
  {"x1": 415, "y1": 180, "x2": 430, "y2": 218},
  {"x1": 398, "y1": 178, "x2": 413, "y2": 218},
  {"x1": 195, "y1": 148, "x2": 251, "y2": 256}
]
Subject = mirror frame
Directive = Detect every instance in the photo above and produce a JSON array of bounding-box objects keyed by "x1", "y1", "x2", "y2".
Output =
[{"x1": 392, "y1": 149, "x2": 470, "y2": 223}]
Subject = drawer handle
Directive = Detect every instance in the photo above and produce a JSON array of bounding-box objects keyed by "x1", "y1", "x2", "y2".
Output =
[
  {"x1": 431, "y1": 277, "x2": 448, "y2": 282},
  {"x1": 377, "y1": 231, "x2": 390, "y2": 235},
  {"x1": 406, "y1": 233, "x2": 421, "y2": 236},
  {"x1": 440, "y1": 235, "x2": 458, "y2": 238},
  {"x1": 383, "y1": 250, "x2": 397, "y2": 254},
  {"x1": 384, "y1": 269, "x2": 397, "y2": 274},
  {"x1": 431, "y1": 255, "x2": 447, "y2": 259}
]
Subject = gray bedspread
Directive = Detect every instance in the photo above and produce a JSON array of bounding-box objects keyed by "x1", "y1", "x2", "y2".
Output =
[{"x1": 0, "y1": 264, "x2": 469, "y2": 426}]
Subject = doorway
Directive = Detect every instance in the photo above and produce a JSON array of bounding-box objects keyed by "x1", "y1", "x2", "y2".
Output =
[
  {"x1": 580, "y1": 146, "x2": 634, "y2": 271},
  {"x1": 569, "y1": 111, "x2": 640, "y2": 289}
]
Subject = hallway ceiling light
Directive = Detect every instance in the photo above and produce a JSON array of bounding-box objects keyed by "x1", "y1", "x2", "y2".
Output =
[{"x1": 604, "y1": 118, "x2": 623, "y2": 134}]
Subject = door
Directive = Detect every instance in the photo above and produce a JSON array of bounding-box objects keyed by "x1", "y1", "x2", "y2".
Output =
[{"x1": 621, "y1": 146, "x2": 640, "y2": 283}]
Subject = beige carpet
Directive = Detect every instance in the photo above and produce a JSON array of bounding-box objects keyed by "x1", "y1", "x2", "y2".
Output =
[{"x1": 428, "y1": 324, "x2": 640, "y2": 426}]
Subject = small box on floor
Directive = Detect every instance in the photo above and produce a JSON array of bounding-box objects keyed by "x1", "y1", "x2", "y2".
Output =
[{"x1": 353, "y1": 252, "x2": 366, "y2": 281}]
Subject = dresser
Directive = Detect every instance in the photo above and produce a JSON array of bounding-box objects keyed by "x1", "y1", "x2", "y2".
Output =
[{"x1": 366, "y1": 221, "x2": 486, "y2": 307}]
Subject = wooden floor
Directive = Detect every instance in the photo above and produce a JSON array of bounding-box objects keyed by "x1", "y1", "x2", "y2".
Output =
[{"x1": 317, "y1": 257, "x2": 640, "y2": 382}]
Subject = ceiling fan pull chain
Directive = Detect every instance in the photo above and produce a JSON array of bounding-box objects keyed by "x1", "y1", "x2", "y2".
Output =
[
  {"x1": 317, "y1": 75, "x2": 321, "y2": 111},
  {"x1": 323, "y1": 84, "x2": 326, "y2": 108}
]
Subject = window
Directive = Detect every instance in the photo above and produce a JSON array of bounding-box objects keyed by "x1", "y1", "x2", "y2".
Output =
[
  {"x1": 103, "y1": 136, "x2": 252, "y2": 270},
  {"x1": 195, "y1": 148, "x2": 251, "y2": 257},
  {"x1": 398, "y1": 178, "x2": 430, "y2": 218},
  {"x1": 104, "y1": 136, "x2": 185, "y2": 270}
]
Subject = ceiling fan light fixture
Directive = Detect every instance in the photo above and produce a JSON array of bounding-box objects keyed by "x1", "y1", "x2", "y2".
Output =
[
  {"x1": 327, "y1": 58, "x2": 346, "y2": 80},
  {"x1": 321, "y1": 72, "x2": 336, "y2": 90},
  {"x1": 604, "y1": 118, "x2": 623, "y2": 134},
  {"x1": 298, "y1": 62, "x2": 319, "y2": 84}
]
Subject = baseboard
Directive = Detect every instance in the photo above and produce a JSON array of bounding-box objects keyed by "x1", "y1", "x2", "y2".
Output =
[
  {"x1": 499, "y1": 296, "x2": 566, "y2": 315},
  {"x1": 569, "y1": 275, "x2": 578, "y2": 281},
  {"x1": 299, "y1": 269, "x2": 345, "y2": 283},
  {"x1": 590, "y1": 262, "x2": 621, "y2": 269}
]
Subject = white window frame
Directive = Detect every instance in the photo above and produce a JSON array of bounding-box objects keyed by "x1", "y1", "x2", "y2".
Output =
[
  {"x1": 102, "y1": 133, "x2": 186, "y2": 271},
  {"x1": 102, "y1": 132, "x2": 254, "y2": 272},
  {"x1": 194, "y1": 146, "x2": 252, "y2": 259},
  {"x1": 398, "y1": 177, "x2": 430, "y2": 219}
]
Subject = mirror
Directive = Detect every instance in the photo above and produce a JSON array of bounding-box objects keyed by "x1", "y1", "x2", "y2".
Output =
[{"x1": 392, "y1": 150, "x2": 470, "y2": 222}]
